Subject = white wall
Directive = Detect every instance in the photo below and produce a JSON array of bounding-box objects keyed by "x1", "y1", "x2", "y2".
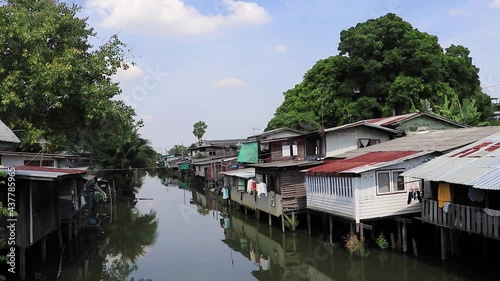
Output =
[
  {"x1": 0, "y1": 155, "x2": 59, "y2": 167},
  {"x1": 325, "y1": 127, "x2": 391, "y2": 157},
  {"x1": 306, "y1": 176, "x2": 355, "y2": 220},
  {"x1": 357, "y1": 157, "x2": 425, "y2": 221},
  {"x1": 228, "y1": 177, "x2": 283, "y2": 217}
]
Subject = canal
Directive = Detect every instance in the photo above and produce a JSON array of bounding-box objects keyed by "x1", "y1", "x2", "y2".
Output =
[{"x1": 47, "y1": 175, "x2": 497, "y2": 281}]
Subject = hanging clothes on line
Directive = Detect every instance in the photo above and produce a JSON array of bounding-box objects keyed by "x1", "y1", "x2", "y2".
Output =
[
  {"x1": 407, "y1": 190, "x2": 421, "y2": 204},
  {"x1": 438, "y1": 183, "x2": 451, "y2": 208},
  {"x1": 222, "y1": 187, "x2": 230, "y2": 200},
  {"x1": 468, "y1": 187, "x2": 485, "y2": 203},
  {"x1": 257, "y1": 182, "x2": 268, "y2": 198},
  {"x1": 247, "y1": 179, "x2": 256, "y2": 194}
]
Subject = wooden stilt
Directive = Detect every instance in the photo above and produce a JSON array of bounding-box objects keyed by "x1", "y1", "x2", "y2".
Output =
[
  {"x1": 402, "y1": 220, "x2": 408, "y2": 253},
  {"x1": 390, "y1": 233, "x2": 396, "y2": 249},
  {"x1": 58, "y1": 227, "x2": 63, "y2": 249},
  {"x1": 291, "y1": 212, "x2": 296, "y2": 231},
  {"x1": 397, "y1": 221, "x2": 402, "y2": 250},
  {"x1": 329, "y1": 215, "x2": 333, "y2": 244},
  {"x1": 67, "y1": 222, "x2": 73, "y2": 242},
  {"x1": 307, "y1": 211, "x2": 312, "y2": 236},
  {"x1": 440, "y1": 228, "x2": 447, "y2": 260},
  {"x1": 281, "y1": 215, "x2": 285, "y2": 233},
  {"x1": 412, "y1": 238, "x2": 418, "y2": 257},
  {"x1": 359, "y1": 223, "x2": 364, "y2": 241},
  {"x1": 41, "y1": 236, "x2": 47, "y2": 263},
  {"x1": 268, "y1": 212, "x2": 272, "y2": 226},
  {"x1": 19, "y1": 247, "x2": 26, "y2": 281},
  {"x1": 371, "y1": 222, "x2": 376, "y2": 241}
]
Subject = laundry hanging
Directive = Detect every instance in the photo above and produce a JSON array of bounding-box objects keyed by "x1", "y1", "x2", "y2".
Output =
[
  {"x1": 257, "y1": 182, "x2": 267, "y2": 198},
  {"x1": 247, "y1": 179, "x2": 257, "y2": 194},
  {"x1": 438, "y1": 183, "x2": 451, "y2": 208},
  {"x1": 468, "y1": 187, "x2": 485, "y2": 203},
  {"x1": 222, "y1": 187, "x2": 230, "y2": 200}
]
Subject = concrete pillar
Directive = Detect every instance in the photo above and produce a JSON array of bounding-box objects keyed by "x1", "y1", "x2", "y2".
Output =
[
  {"x1": 268, "y1": 212, "x2": 272, "y2": 227},
  {"x1": 291, "y1": 212, "x2": 296, "y2": 232},
  {"x1": 281, "y1": 215, "x2": 285, "y2": 233}
]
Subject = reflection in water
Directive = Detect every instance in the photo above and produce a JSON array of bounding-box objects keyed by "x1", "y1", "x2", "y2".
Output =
[
  {"x1": 57, "y1": 199, "x2": 158, "y2": 281},
  {"x1": 52, "y1": 176, "x2": 495, "y2": 281}
]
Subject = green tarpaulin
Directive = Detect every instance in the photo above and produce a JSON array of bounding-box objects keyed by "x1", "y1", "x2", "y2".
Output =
[{"x1": 237, "y1": 142, "x2": 259, "y2": 164}]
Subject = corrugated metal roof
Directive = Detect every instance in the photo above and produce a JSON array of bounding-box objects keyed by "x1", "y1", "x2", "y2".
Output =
[
  {"x1": 363, "y1": 112, "x2": 466, "y2": 128},
  {"x1": 324, "y1": 121, "x2": 401, "y2": 134},
  {"x1": 402, "y1": 132, "x2": 500, "y2": 190},
  {"x1": 219, "y1": 168, "x2": 255, "y2": 179},
  {"x1": 306, "y1": 151, "x2": 425, "y2": 175},
  {"x1": 1, "y1": 166, "x2": 87, "y2": 180},
  {"x1": 335, "y1": 126, "x2": 500, "y2": 159},
  {"x1": 0, "y1": 120, "x2": 21, "y2": 143},
  {"x1": 247, "y1": 160, "x2": 321, "y2": 169}
]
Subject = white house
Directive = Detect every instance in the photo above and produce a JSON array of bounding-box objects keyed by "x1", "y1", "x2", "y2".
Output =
[{"x1": 305, "y1": 151, "x2": 428, "y2": 223}]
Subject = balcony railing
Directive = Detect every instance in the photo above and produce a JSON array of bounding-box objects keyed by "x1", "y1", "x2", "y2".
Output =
[{"x1": 422, "y1": 199, "x2": 500, "y2": 239}]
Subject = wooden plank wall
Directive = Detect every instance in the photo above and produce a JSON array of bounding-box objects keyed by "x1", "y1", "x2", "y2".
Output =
[
  {"x1": 281, "y1": 170, "x2": 306, "y2": 212},
  {"x1": 32, "y1": 180, "x2": 58, "y2": 245},
  {"x1": 269, "y1": 138, "x2": 305, "y2": 162}
]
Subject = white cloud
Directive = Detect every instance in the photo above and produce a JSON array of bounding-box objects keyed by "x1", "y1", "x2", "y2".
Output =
[
  {"x1": 490, "y1": 0, "x2": 500, "y2": 8},
  {"x1": 448, "y1": 9, "x2": 472, "y2": 17},
  {"x1": 116, "y1": 64, "x2": 144, "y2": 79},
  {"x1": 142, "y1": 114, "x2": 154, "y2": 122},
  {"x1": 210, "y1": 77, "x2": 243, "y2": 88},
  {"x1": 87, "y1": 0, "x2": 270, "y2": 36},
  {"x1": 274, "y1": 45, "x2": 287, "y2": 53}
]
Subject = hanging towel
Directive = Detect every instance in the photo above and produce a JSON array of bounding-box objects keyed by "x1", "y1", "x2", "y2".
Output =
[
  {"x1": 247, "y1": 179, "x2": 256, "y2": 194},
  {"x1": 222, "y1": 187, "x2": 229, "y2": 200},
  {"x1": 252, "y1": 181, "x2": 257, "y2": 192},
  {"x1": 260, "y1": 256, "x2": 271, "y2": 270},
  {"x1": 468, "y1": 187, "x2": 485, "y2": 203},
  {"x1": 257, "y1": 183, "x2": 268, "y2": 198},
  {"x1": 443, "y1": 202, "x2": 451, "y2": 213},
  {"x1": 438, "y1": 183, "x2": 451, "y2": 208}
]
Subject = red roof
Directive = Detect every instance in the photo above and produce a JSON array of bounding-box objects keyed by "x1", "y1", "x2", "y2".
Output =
[
  {"x1": 15, "y1": 166, "x2": 87, "y2": 175},
  {"x1": 306, "y1": 151, "x2": 421, "y2": 175}
]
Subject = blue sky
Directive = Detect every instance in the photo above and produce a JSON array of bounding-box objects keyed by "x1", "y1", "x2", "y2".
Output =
[{"x1": 75, "y1": 0, "x2": 500, "y2": 153}]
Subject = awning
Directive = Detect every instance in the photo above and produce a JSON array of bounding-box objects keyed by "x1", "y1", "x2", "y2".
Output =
[{"x1": 237, "y1": 142, "x2": 259, "y2": 164}]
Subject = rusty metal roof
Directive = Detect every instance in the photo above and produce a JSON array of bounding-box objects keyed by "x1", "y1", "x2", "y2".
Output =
[
  {"x1": 0, "y1": 119, "x2": 21, "y2": 143},
  {"x1": 1, "y1": 166, "x2": 87, "y2": 180},
  {"x1": 402, "y1": 132, "x2": 500, "y2": 190},
  {"x1": 306, "y1": 151, "x2": 426, "y2": 175}
]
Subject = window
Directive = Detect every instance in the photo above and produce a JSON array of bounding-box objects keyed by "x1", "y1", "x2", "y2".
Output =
[
  {"x1": 393, "y1": 170, "x2": 405, "y2": 192},
  {"x1": 208, "y1": 149, "x2": 216, "y2": 156},
  {"x1": 377, "y1": 172, "x2": 390, "y2": 194},
  {"x1": 377, "y1": 170, "x2": 406, "y2": 195},
  {"x1": 358, "y1": 138, "x2": 381, "y2": 148},
  {"x1": 282, "y1": 142, "x2": 298, "y2": 157}
]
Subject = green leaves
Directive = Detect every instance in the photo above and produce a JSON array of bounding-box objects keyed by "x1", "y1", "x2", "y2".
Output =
[
  {"x1": 193, "y1": 121, "x2": 208, "y2": 144},
  {"x1": 267, "y1": 13, "x2": 492, "y2": 130},
  {"x1": 0, "y1": 0, "x2": 132, "y2": 150}
]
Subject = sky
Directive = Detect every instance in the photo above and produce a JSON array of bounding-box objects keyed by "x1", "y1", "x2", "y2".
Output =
[{"x1": 73, "y1": 0, "x2": 500, "y2": 153}]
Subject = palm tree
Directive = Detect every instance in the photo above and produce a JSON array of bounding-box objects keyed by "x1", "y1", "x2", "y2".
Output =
[{"x1": 193, "y1": 121, "x2": 208, "y2": 145}]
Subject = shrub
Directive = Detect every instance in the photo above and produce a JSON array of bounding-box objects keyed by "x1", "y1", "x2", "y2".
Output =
[
  {"x1": 345, "y1": 234, "x2": 369, "y2": 258},
  {"x1": 376, "y1": 233, "x2": 389, "y2": 250}
]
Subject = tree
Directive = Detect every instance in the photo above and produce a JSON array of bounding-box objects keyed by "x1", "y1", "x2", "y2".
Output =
[
  {"x1": 192, "y1": 121, "x2": 207, "y2": 145},
  {"x1": 0, "y1": 0, "x2": 136, "y2": 151},
  {"x1": 168, "y1": 145, "x2": 188, "y2": 156},
  {"x1": 266, "y1": 13, "x2": 492, "y2": 130}
]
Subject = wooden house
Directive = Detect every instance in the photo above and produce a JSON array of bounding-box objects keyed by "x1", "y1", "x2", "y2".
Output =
[
  {"x1": 304, "y1": 126, "x2": 500, "y2": 249},
  {"x1": 0, "y1": 119, "x2": 20, "y2": 150},
  {"x1": 246, "y1": 127, "x2": 305, "y2": 142},
  {"x1": 188, "y1": 139, "x2": 246, "y2": 158},
  {"x1": 0, "y1": 151, "x2": 80, "y2": 168},
  {"x1": 402, "y1": 131, "x2": 500, "y2": 259},
  {"x1": 0, "y1": 166, "x2": 87, "y2": 280}
]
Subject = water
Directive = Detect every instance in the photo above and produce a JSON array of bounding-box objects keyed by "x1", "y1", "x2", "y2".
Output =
[{"x1": 50, "y1": 175, "x2": 497, "y2": 281}]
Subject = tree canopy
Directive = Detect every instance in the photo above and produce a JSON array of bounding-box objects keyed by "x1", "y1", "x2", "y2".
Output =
[
  {"x1": 168, "y1": 144, "x2": 188, "y2": 156},
  {"x1": 193, "y1": 121, "x2": 207, "y2": 144},
  {"x1": 266, "y1": 13, "x2": 492, "y2": 131},
  {"x1": 0, "y1": 0, "x2": 139, "y2": 152}
]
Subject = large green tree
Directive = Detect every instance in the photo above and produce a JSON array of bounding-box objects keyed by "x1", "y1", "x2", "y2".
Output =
[
  {"x1": 0, "y1": 0, "x2": 136, "y2": 151},
  {"x1": 168, "y1": 144, "x2": 188, "y2": 156},
  {"x1": 266, "y1": 13, "x2": 492, "y2": 130}
]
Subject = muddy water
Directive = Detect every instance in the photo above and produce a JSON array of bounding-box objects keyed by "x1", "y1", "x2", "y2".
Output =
[{"x1": 50, "y1": 175, "x2": 496, "y2": 281}]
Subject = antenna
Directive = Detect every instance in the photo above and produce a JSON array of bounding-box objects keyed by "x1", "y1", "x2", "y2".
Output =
[{"x1": 252, "y1": 128, "x2": 260, "y2": 135}]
